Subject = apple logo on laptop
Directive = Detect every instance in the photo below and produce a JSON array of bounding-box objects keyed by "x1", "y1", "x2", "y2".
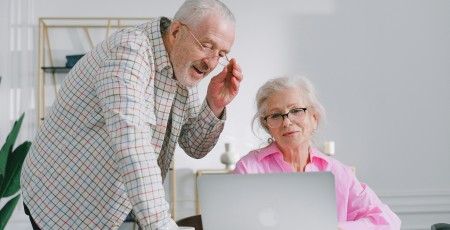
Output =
[{"x1": 258, "y1": 207, "x2": 279, "y2": 227}]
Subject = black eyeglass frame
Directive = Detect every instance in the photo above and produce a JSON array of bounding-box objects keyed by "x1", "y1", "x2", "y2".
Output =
[{"x1": 263, "y1": 107, "x2": 308, "y2": 128}]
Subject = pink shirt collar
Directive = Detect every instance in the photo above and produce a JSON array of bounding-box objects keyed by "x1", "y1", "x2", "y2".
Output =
[{"x1": 256, "y1": 142, "x2": 331, "y2": 171}]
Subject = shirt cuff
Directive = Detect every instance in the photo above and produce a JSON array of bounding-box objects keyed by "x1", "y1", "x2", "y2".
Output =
[{"x1": 202, "y1": 99, "x2": 227, "y2": 121}]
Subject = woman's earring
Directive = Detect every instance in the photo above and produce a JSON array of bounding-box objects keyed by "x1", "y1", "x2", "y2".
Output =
[{"x1": 268, "y1": 137, "x2": 274, "y2": 144}]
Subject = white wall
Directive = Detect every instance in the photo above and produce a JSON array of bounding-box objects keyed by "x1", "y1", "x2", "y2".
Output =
[
  {"x1": 0, "y1": 0, "x2": 11, "y2": 141},
  {"x1": 3, "y1": 0, "x2": 450, "y2": 229}
]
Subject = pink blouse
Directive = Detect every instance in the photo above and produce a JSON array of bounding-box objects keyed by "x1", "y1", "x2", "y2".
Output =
[{"x1": 233, "y1": 143, "x2": 401, "y2": 230}]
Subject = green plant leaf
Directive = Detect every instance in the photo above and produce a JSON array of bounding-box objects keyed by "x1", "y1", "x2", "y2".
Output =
[
  {"x1": 0, "y1": 194, "x2": 21, "y2": 229},
  {"x1": 0, "y1": 113, "x2": 25, "y2": 176},
  {"x1": 0, "y1": 141, "x2": 32, "y2": 198},
  {"x1": 0, "y1": 175, "x2": 3, "y2": 193}
]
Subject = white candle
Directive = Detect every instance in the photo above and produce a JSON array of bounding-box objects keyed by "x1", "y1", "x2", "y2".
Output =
[{"x1": 324, "y1": 141, "x2": 335, "y2": 156}]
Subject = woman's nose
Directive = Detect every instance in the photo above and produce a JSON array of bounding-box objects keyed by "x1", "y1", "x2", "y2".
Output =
[{"x1": 282, "y1": 115, "x2": 293, "y2": 126}]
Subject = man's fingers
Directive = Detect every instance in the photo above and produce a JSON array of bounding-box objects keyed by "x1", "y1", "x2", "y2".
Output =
[
  {"x1": 231, "y1": 76, "x2": 240, "y2": 92},
  {"x1": 232, "y1": 68, "x2": 243, "y2": 82}
]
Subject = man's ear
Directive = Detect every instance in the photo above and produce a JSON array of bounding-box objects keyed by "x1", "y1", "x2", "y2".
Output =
[{"x1": 168, "y1": 20, "x2": 183, "y2": 43}]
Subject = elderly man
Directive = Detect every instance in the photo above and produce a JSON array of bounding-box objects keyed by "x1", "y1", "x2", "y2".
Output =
[{"x1": 21, "y1": 0, "x2": 243, "y2": 229}]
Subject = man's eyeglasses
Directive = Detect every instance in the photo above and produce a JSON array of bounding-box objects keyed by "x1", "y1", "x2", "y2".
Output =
[
  {"x1": 263, "y1": 108, "x2": 308, "y2": 128},
  {"x1": 180, "y1": 23, "x2": 230, "y2": 66}
]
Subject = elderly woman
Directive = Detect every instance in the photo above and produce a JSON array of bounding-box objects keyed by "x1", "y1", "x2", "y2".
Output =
[{"x1": 233, "y1": 75, "x2": 401, "y2": 230}]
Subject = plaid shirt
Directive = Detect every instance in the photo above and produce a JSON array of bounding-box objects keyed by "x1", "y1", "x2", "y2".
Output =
[{"x1": 21, "y1": 17, "x2": 225, "y2": 230}]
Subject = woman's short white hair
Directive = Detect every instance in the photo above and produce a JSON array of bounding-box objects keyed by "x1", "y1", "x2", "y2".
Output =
[
  {"x1": 252, "y1": 75, "x2": 326, "y2": 136},
  {"x1": 174, "y1": 0, "x2": 235, "y2": 27}
]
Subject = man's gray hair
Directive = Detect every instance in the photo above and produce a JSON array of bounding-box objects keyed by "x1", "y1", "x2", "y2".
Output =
[{"x1": 174, "y1": 0, "x2": 235, "y2": 27}]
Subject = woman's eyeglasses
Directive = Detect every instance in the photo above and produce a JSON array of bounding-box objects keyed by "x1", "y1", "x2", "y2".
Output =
[{"x1": 263, "y1": 108, "x2": 308, "y2": 128}]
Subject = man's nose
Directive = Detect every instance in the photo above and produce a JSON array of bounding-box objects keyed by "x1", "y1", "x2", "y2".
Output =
[{"x1": 203, "y1": 56, "x2": 219, "y2": 69}]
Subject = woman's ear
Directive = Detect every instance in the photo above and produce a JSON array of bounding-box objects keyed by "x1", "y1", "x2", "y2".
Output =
[{"x1": 312, "y1": 113, "x2": 319, "y2": 130}]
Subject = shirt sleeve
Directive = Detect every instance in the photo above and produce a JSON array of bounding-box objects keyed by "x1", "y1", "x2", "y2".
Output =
[
  {"x1": 339, "y1": 169, "x2": 401, "y2": 230},
  {"x1": 233, "y1": 159, "x2": 248, "y2": 174},
  {"x1": 178, "y1": 100, "x2": 225, "y2": 158},
  {"x1": 94, "y1": 31, "x2": 176, "y2": 230}
]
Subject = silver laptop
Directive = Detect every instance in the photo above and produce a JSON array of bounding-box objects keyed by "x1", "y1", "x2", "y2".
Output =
[{"x1": 197, "y1": 172, "x2": 338, "y2": 230}]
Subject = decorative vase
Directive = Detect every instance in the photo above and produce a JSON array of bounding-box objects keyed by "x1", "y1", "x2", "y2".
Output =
[
  {"x1": 220, "y1": 143, "x2": 240, "y2": 170},
  {"x1": 323, "y1": 141, "x2": 335, "y2": 156}
]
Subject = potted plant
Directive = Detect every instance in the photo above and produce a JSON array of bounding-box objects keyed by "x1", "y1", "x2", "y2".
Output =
[{"x1": 0, "y1": 113, "x2": 32, "y2": 228}]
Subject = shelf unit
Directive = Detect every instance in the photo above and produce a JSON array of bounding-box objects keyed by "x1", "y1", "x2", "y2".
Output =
[
  {"x1": 41, "y1": 67, "x2": 71, "y2": 73},
  {"x1": 37, "y1": 17, "x2": 178, "y2": 220},
  {"x1": 38, "y1": 17, "x2": 151, "y2": 124}
]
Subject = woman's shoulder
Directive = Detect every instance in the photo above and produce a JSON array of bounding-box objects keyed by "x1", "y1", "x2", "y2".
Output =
[
  {"x1": 236, "y1": 144, "x2": 276, "y2": 165},
  {"x1": 234, "y1": 144, "x2": 277, "y2": 174},
  {"x1": 239, "y1": 145, "x2": 269, "y2": 161},
  {"x1": 311, "y1": 148, "x2": 354, "y2": 175}
]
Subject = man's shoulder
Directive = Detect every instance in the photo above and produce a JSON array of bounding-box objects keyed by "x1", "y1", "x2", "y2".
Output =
[
  {"x1": 105, "y1": 22, "x2": 158, "y2": 51},
  {"x1": 108, "y1": 18, "x2": 159, "y2": 39},
  {"x1": 134, "y1": 17, "x2": 162, "y2": 31}
]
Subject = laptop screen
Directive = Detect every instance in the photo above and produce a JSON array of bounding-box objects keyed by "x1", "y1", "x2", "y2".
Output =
[{"x1": 198, "y1": 172, "x2": 338, "y2": 230}]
